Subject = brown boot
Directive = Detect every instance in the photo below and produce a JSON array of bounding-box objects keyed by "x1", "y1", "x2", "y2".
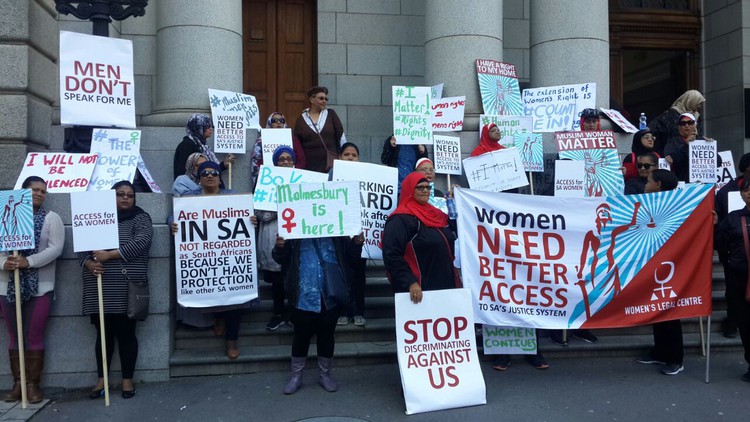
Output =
[
  {"x1": 24, "y1": 350, "x2": 44, "y2": 404},
  {"x1": 2, "y1": 350, "x2": 20, "y2": 402}
]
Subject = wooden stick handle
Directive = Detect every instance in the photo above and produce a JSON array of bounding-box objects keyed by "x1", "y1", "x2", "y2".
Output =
[
  {"x1": 13, "y1": 251, "x2": 28, "y2": 408},
  {"x1": 97, "y1": 273, "x2": 110, "y2": 406}
]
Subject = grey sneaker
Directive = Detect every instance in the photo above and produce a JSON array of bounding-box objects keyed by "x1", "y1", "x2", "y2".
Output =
[
  {"x1": 661, "y1": 363, "x2": 684, "y2": 375},
  {"x1": 636, "y1": 352, "x2": 665, "y2": 365},
  {"x1": 353, "y1": 315, "x2": 366, "y2": 326},
  {"x1": 337, "y1": 316, "x2": 350, "y2": 326},
  {"x1": 266, "y1": 315, "x2": 284, "y2": 331}
]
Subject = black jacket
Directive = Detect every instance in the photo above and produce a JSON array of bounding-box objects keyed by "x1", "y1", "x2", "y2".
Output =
[{"x1": 714, "y1": 207, "x2": 750, "y2": 275}]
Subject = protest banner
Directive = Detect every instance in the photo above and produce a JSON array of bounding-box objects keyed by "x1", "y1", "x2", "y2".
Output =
[
  {"x1": 431, "y1": 83, "x2": 443, "y2": 99},
  {"x1": 482, "y1": 325, "x2": 537, "y2": 355},
  {"x1": 88, "y1": 128, "x2": 141, "y2": 191},
  {"x1": 689, "y1": 140, "x2": 717, "y2": 183},
  {"x1": 556, "y1": 130, "x2": 624, "y2": 197},
  {"x1": 514, "y1": 133, "x2": 544, "y2": 172},
  {"x1": 136, "y1": 155, "x2": 162, "y2": 193},
  {"x1": 59, "y1": 31, "x2": 136, "y2": 128},
  {"x1": 479, "y1": 114, "x2": 533, "y2": 148},
  {"x1": 253, "y1": 165, "x2": 328, "y2": 211},
  {"x1": 275, "y1": 181, "x2": 361, "y2": 240},
  {"x1": 15, "y1": 153, "x2": 98, "y2": 193},
  {"x1": 393, "y1": 86, "x2": 432, "y2": 145},
  {"x1": 431, "y1": 96, "x2": 465, "y2": 132},
  {"x1": 433, "y1": 135, "x2": 462, "y2": 175},
  {"x1": 260, "y1": 128, "x2": 293, "y2": 165},
  {"x1": 716, "y1": 151, "x2": 736, "y2": 192},
  {"x1": 463, "y1": 149, "x2": 528, "y2": 192},
  {"x1": 70, "y1": 190, "x2": 119, "y2": 253},
  {"x1": 454, "y1": 184, "x2": 714, "y2": 329},
  {"x1": 173, "y1": 194, "x2": 258, "y2": 307},
  {"x1": 208, "y1": 88, "x2": 261, "y2": 130},
  {"x1": 600, "y1": 108, "x2": 638, "y2": 133},
  {"x1": 396, "y1": 288, "x2": 486, "y2": 415},
  {"x1": 475, "y1": 59, "x2": 523, "y2": 116},
  {"x1": 0, "y1": 190, "x2": 34, "y2": 251},
  {"x1": 522, "y1": 83, "x2": 596, "y2": 132},
  {"x1": 332, "y1": 161, "x2": 397, "y2": 259},
  {"x1": 554, "y1": 160, "x2": 586, "y2": 197},
  {"x1": 212, "y1": 111, "x2": 247, "y2": 154}
]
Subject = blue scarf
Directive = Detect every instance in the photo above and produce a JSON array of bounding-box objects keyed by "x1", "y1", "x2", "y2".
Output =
[{"x1": 7, "y1": 206, "x2": 45, "y2": 302}]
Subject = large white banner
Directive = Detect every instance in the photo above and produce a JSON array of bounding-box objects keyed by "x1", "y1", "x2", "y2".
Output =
[
  {"x1": 689, "y1": 140, "x2": 717, "y2": 183},
  {"x1": 88, "y1": 128, "x2": 141, "y2": 191},
  {"x1": 212, "y1": 111, "x2": 247, "y2": 154},
  {"x1": 332, "y1": 161, "x2": 397, "y2": 259},
  {"x1": 522, "y1": 83, "x2": 596, "y2": 132},
  {"x1": 396, "y1": 288, "x2": 486, "y2": 415},
  {"x1": 253, "y1": 165, "x2": 328, "y2": 211},
  {"x1": 208, "y1": 88, "x2": 261, "y2": 130},
  {"x1": 260, "y1": 128, "x2": 293, "y2": 165},
  {"x1": 462, "y1": 149, "x2": 528, "y2": 192},
  {"x1": 392, "y1": 86, "x2": 432, "y2": 145},
  {"x1": 173, "y1": 194, "x2": 258, "y2": 307},
  {"x1": 15, "y1": 153, "x2": 98, "y2": 193},
  {"x1": 70, "y1": 190, "x2": 119, "y2": 252},
  {"x1": 433, "y1": 135, "x2": 462, "y2": 175},
  {"x1": 59, "y1": 31, "x2": 135, "y2": 128},
  {"x1": 275, "y1": 181, "x2": 361, "y2": 240}
]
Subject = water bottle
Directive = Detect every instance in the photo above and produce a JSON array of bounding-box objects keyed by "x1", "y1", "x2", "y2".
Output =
[
  {"x1": 446, "y1": 196, "x2": 458, "y2": 219},
  {"x1": 639, "y1": 113, "x2": 647, "y2": 130}
]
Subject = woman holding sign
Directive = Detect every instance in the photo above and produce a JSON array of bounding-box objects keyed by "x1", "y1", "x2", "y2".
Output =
[
  {"x1": 0, "y1": 176, "x2": 63, "y2": 403},
  {"x1": 80, "y1": 181, "x2": 152, "y2": 399},
  {"x1": 470, "y1": 123, "x2": 506, "y2": 157}
]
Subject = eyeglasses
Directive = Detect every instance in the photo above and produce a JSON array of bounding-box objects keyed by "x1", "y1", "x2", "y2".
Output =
[
  {"x1": 200, "y1": 170, "x2": 220, "y2": 178},
  {"x1": 415, "y1": 185, "x2": 432, "y2": 192},
  {"x1": 636, "y1": 163, "x2": 654, "y2": 169},
  {"x1": 116, "y1": 192, "x2": 135, "y2": 199},
  {"x1": 271, "y1": 118, "x2": 285, "y2": 124},
  {"x1": 418, "y1": 167, "x2": 435, "y2": 173},
  {"x1": 678, "y1": 120, "x2": 695, "y2": 126},
  {"x1": 314, "y1": 96, "x2": 328, "y2": 101}
]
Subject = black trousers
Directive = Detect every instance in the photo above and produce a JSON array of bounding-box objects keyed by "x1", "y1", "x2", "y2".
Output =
[
  {"x1": 290, "y1": 306, "x2": 339, "y2": 359},
  {"x1": 348, "y1": 257, "x2": 367, "y2": 316},
  {"x1": 652, "y1": 319, "x2": 683, "y2": 365},
  {"x1": 725, "y1": 271, "x2": 750, "y2": 366},
  {"x1": 263, "y1": 270, "x2": 286, "y2": 316},
  {"x1": 91, "y1": 314, "x2": 138, "y2": 379}
]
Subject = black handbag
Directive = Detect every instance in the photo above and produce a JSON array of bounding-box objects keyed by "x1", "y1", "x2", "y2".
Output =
[
  {"x1": 121, "y1": 263, "x2": 150, "y2": 320},
  {"x1": 313, "y1": 241, "x2": 350, "y2": 308}
]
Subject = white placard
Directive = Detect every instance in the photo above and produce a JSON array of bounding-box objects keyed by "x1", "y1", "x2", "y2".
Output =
[
  {"x1": 482, "y1": 325, "x2": 537, "y2": 355},
  {"x1": 728, "y1": 191, "x2": 744, "y2": 213},
  {"x1": 716, "y1": 150, "x2": 736, "y2": 192},
  {"x1": 332, "y1": 161, "x2": 397, "y2": 259},
  {"x1": 554, "y1": 160, "x2": 586, "y2": 197},
  {"x1": 431, "y1": 83, "x2": 444, "y2": 99},
  {"x1": 433, "y1": 135, "x2": 462, "y2": 175},
  {"x1": 396, "y1": 288, "x2": 486, "y2": 415},
  {"x1": 208, "y1": 88, "x2": 261, "y2": 130},
  {"x1": 173, "y1": 194, "x2": 258, "y2": 307},
  {"x1": 260, "y1": 128, "x2": 294, "y2": 165},
  {"x1": 392, "y1": 86, "x2": 432, "y2": 145},
  {"x1": 600, "y1": 108, "x2": 638, "y2": 133},
  {"x1": 15, "y1": 153, "x2": 98, "y2": 193},
  {"x1": 658, "y1": 158, "x2": 671, "y2": 170},
  {"x1": 88, "y1": 128, "x2": 141, "y2": 191},
  {"x1": 480, "y1": 114, "x2": 534, "y2": 148},
  {"x1": 431, "y1": 96, "x2": 465, "y2": 132},
  {"x1": 275, "y1": 181, "x2": 361, "y2": 240},
  {"x1": 212, "y1": 111, "x2": 247, "y2": 154},
  {"x1": 689, "y1": 140, "x2": 717, "y2": 183},
  {"x1": 70, "y1": 190, "x2": 119, "y2": 252},
  {"x1": 522, "y1": 83, "x2": 596, "y2": 132},
  {"x1": 59, "y1": 31, "x2": 135, "y2": 128},
  {"x1": 253, "y1": 165, "x2": 329, "y2": 211},
  {"x1": 462, "y1": 148, "x2": 528, "y2": 192}
]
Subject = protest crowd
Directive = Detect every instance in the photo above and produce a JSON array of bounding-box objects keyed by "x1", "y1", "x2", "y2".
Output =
[{"x1": 3, "y1": 54, "x2": 750, "y2": 415}]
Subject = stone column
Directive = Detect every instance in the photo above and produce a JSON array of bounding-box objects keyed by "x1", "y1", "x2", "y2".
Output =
[{"x1": 143, "y1": 0, "x2": 243, "y2": 126}]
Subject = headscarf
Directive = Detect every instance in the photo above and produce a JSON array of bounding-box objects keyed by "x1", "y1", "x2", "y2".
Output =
[
  {"x1": 415, "y1": 158, "x2": 433, "y2": 170},
  {"x1": 389, "y1": 172, "x2": 448, "y2": 228},
  {"x1": 112, "y1": 181, "x2": 144, "y2": 222},
  {"x1": 631, "y1": 129, "x2": 654, "y2": 155},
  {"x1": 185, "y1": 114, "x2": 220, "y2": 164},
  {"x1": 184, "y1": 153, "x2": 206, "y2": 184},
  {"x1": 471, "y1": 123, "x2": 505, "y2": 157},
  {"x1": 272, "y1": 146, "x2": 296, "y2": 166},
  {"x1": 7, "y1": 189, "x2": 45, "y2": 302},
  {"x1": 197, "y1": 161, "x2": 221, "y2": 175},
  {"x1": 265, "y1": 112, "x2": 288, "y2": 128},
  {"x1": 671, "y1": 90, "x2": 704, "y2": 120}
]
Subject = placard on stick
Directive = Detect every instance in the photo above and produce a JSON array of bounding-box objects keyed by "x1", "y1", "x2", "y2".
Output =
[
  {"x1": 689, "y1": 140, "x2": 717, "y2": 183},
  {"x1": 70, "y1": 190, "x2": 119, "y2": 252},
  {"x1": 0, "y1": 190, "x2": 34, "y2": 252},
  {"x1": 433, "y1": 135, "x2": 462, "y2": 175},
  {"x1": 276, "y1": 181, "x2": 361, "y2": 240},
  {"x1": 462, "y1": 149, "x2": 528, "y2": 192},
  {"x1": 212, "y1": 111, "x2": 247, "y2": 154}
]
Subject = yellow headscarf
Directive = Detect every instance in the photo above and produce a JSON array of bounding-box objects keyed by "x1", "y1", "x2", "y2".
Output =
[{"x1": 670, "y1": 90, "x2": 705, "y2": 120}]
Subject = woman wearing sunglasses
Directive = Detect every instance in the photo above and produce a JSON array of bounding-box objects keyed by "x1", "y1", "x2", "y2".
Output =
[
  {"x1": 663, "y1": 112, "x2": 719, "y2": 182},
  {"x1": 622, "y1": 129, "x2": 660, "y2": 181},
  {"x1": 251, "y1": 112, "x2": 307, "y2": 187},
  {"x1": 624, "y1": 152, "x2": 659, "y2": 195},
  {"x1": 294, "y1": 86, "x2": 347, "y2": 173}
]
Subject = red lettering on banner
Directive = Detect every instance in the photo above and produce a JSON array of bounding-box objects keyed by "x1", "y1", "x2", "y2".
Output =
[{"x1": 403, "y1": 317, "x2": 468, "y2": 344}]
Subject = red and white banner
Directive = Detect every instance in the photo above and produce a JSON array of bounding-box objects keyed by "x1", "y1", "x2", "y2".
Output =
[
  {"x1": 455, "y1": 185, "x2": 713, "y2": 329},
  {"x1": 396, "y1": 288, "x2": 486, "y2": 415}
]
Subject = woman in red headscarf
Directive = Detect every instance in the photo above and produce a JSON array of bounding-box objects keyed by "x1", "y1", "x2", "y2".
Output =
[
  {"x1": 471, "y1": 123, "x2": 506, "y2": 157},
  {"x1": 382, "y1": 172, "x2": 461, "y2": 304}
]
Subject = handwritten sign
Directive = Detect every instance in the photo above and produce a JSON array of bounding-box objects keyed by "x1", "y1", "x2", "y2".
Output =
[
  {"x1": 253, "y1": 165, "x2": 328, "y2": 211},
  {"x1": 276, "y1": 181, "x2": 361, "y2": 240},
  {"x1": 482, "y1": 325, "x2": 537, "y2": 355},
  {"x1": 173, "y1": 194, "x2": 258, "y2": 307},
  {"x1": 59, "y1": 31, "x2": 136, "y2": 128},
  {"x1": 70, "y1": 190, "x2": 119, "y2": 252},
  {"x1": 396, "y1": 288, "x2": 486, "y2": 415},
  {"x1": 556, "y1": 131, "x2": 624, "y2": 197},
  {"x1": 431, "y1": 83, "x2": 443, "y2": 99},
  {"x1": 431, "y1": 96, "x2": 465, "y2": 132},
  {"x1": 475, "y1": 59, "x2": 523, "y2": 116},
  {"x1": 600, "y1": 108, "x2": 637, "y2": 133},
  {"x1": 0, "y1": 190, "x2": 34, "y2": 252},
  {"x1": 137, "y1": 155, "x2": 162, "y2": 193},
  {"x1": 88, "y1": 128, "x2": 141, "y2": 191},
  {"x1": 522, "y1": 83, "x2": 596, "y2": 132},
  {"x1": 208, "y1": 88, "x2": 261, "y2": 130},
  {"x1": 689, "y1": 140, "x2": 717, "y2": 183},
  {"x1": 480, "y1": 115, "x2": 533, "y2": 148},
  {"x1": 514, "y1": 133, "x2": 544, "y2": 172},
  {"x1": 260, "y1": 128, "x2": 293, "y2": 165},
  {"x1": 212, "y1": 111, "x2": 246, "y2": 154},
  {"x1": 554, "y1": 160, "x2": 586, "y2": 197},
  {"x1": 716, "y1": 150, "x2": 736, "y2": 192},
  {"x1": 392, "y1": 86, "x2": 432, "y2": 145},
  {"x1": 15, "y1": 153, "x2": 98, "y2": 193},
  {"x1": 332, "y1": 161, "x2": 397, "y2": 259},
  {"x1": 433, "y1": 135, "x2": 462, "y2": 175},
  {"x1": 462, "y1": 148, "x2": 528, "y2": 192}
]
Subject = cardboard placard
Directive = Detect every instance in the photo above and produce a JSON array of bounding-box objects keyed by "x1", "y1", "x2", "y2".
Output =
[
  {"x1": 70, "y1": 190, "x2": 119, "y2": 252},
  {"x1": 275, "y1": 181, "x2": 362, "y2": 240},
  {"x1": 15, "y1": 153, "x2": 98, "y2": 193},
  {"x1": 88, "y1": 128, "x2": 141, "y2": 191}
]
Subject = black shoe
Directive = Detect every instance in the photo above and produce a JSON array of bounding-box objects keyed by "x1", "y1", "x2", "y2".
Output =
[
  {"x1": 549, "y1": 331, "x2": 568, "y2": 346},
  {"x1": 572, "y1": 329, "x2": 598, "y2": 343},
  {"x1": 661, "y1": 363, "x2": 684, "y2": 375},
  {"x1": 742, "y1": 370, "x2": 750, "y2": 382},
  {"x1": 266, "y1": 315, "x2": 284, "y2": 331},
  {"x1": 491, "y1": 355, "x2": 511, "y2": 371},
  {"x1": 121, "y1": 389, "x2": 136, "y2": 399},
  {"x1": 636, "y1": 352, "x2": 665, "y2": 365},
  {"x1": 88, "y1": 388, "x2": 104, "y2": 399},
  {"x1": 722, "y1": 319, "x2": 738, "y2": 338},
  {"x1": 525, "y1": 353, "x2": 549, "y2": 370}
]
